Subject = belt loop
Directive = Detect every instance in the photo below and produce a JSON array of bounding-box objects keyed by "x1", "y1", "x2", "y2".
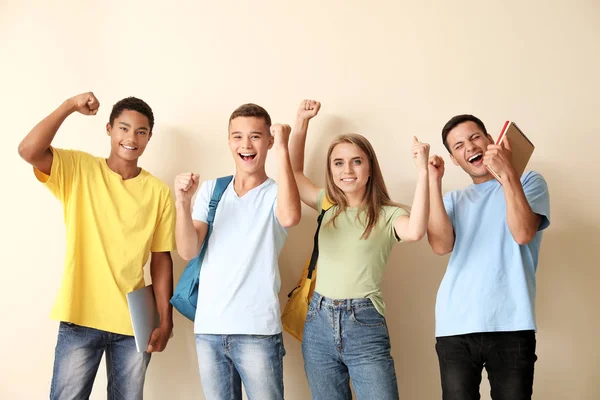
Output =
[
  {"x1": 317, "y1": 295, "x2": 323, "y2": 311},
  {"x1": 347, "y1": 299, "x2": 351, "y2": 312}
]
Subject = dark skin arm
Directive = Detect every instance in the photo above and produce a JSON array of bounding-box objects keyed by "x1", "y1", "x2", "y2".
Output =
[
  {"x1": 147, "y1": 251, "x2": 174, "y2": 353},
  {"x1": 18, "y1": 92, "x2": 100, "y2": 174}
]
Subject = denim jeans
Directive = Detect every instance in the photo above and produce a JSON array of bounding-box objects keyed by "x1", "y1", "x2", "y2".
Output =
[
  {"x1": 50, "y1": 322, "x2": 151, "y2": 400},
  {"x1": 302, "y1": 292, "x2": 399, "y2": 400},
  {"x1": 436, "y1": 330, "x2": 537, "y2": 400},
  {"x1": 195, "y1": 333, "x2": 285, "y2": 400}
]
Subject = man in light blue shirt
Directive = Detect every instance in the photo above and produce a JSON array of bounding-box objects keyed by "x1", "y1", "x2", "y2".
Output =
[{"x1": 427, "y1": 114, "x2": 550, "y2": 400}]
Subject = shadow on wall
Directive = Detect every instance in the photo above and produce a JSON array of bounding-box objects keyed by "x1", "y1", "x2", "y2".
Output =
[
  {"x1": 141, "y1": 125, "x2": 219, "y2": 399},
  {"x1": 530, "y1": 162, "x2": 600, "y2": 400}
]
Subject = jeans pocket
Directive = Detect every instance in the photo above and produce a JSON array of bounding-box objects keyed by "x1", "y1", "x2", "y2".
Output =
[
  {"x1": 350, "y1": 306, "x2": 386, "y2": 327},
  {"x1": 250, "y1": 334, "x2": 274, "y2": 340},
  {"x1": 305, "y1": 304, "x2": 319, "y2": 323},
  {"x1": 59, "y1": 321, "x2": 87, "y2": 336},
  {"x1": 435, "y1": 339, "x2": 470, "y2": 365},
  {"x1": 497, "y1": 336, "x2": 538, "y2": 369}
]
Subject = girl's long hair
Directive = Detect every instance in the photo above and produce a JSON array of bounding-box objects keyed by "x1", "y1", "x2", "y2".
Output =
[{"x1": 324, "y1": 133, "x2": 410, "y2": 239}]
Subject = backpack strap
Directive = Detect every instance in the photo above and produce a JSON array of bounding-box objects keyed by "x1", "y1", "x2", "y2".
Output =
[
  {"x1": 207, "y1": 175, "x2": 233, "y2": 225},
  {"x1": 306, "y1": 195, "x2": 334, "y2": 280},
  {"x1": 197, "y1": 175, "x2": 233, "y2": 261}
]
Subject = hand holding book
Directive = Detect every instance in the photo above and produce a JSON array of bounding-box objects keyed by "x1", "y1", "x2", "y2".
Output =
[{"x1": 486, "y1": 121, "x2": 535, "y2": 184}]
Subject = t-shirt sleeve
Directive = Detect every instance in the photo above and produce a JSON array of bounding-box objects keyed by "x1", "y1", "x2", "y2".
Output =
[
  {"x1": 387, "y1": 206, "x2": 410, "y2": 242},
  {"x1": 151, "y1": 190, "x2": 177, "y2": 252},
  {"x1": 521, "y1": 171, "x2": 550, "y2": 231},
  {"x1": 33, "y1": 147, "x2": 79, "y2": 202},
  {"x1": 191, "y1": 181, "x2": 213, "y2": 223},
  {"x1": 316, "y1": 189, "x2": 326, "y2": 210},
  {"x1": 443, "y1": 192, "x2": 455, "y2": 226}
]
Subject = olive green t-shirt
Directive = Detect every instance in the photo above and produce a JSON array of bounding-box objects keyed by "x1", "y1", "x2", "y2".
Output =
[{"x1": 314, "y1": 190, "x2": 409, "y2": 316}]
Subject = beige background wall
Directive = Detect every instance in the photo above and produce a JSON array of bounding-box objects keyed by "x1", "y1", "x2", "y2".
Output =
[{"x1": 1, "y1": 1, "x2": 598, "y2": 399}]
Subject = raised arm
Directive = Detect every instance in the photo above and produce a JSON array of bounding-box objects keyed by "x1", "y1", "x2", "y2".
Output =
[
  {"x1": 394, "y1": 137, "x2": 430, "y2": 242},
  {"x1": 18, "y1": 92, "x2": 100, "y2": 175},
  {"x1": 174, "y1": 173, "x2": 209, "y2": 261},
  {"x1": 484, "y1": 138, "x2": 541, "y2": 244},
  {"x1": 426, "y1": 155, "x2": 455, "y2": 255},
  {"x1": 272, "y1": 124, "x2": 301, "y2": 228},
  {"x1": 289, "y1": 99, "x2": 322, "y2": 210}
]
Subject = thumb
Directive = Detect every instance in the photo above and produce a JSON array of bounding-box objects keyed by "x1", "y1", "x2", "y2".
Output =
[
  {"x1": 146, "y1": 329, "x2": 159, "y2": 353},
  {"x1": 413, "y1": 136, "x2": 419, "y2": 143},
  {"x1": 502, "y1": 136, "x2": 511, "y2": 151}
]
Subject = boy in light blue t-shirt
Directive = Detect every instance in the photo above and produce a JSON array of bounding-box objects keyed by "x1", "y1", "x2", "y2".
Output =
[
  {"x1": 427, "y1": 114, "x2": 550, "y2": 400},
  {"x1": 173, "y1": 104, "x2": 301, "y2": 400}
]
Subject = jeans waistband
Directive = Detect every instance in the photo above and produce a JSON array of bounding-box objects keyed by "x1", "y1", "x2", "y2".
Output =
[{"x1": 311, "y1": 291, "x2": 374, "y2": 311}]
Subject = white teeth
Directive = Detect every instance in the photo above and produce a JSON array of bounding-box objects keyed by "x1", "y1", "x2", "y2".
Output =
[
  {"x1": 240, "y1": 153, "x2": 256, "y2": 157},
  {"x1": 122, "y1": 145, "x2": 136, "y2": 150},
  {"x1": 468, "y1": 154, "x2": 482, "y2": 161},
  {"x1": 341, "y1": 178, "x2": 356, "y2": 182}
]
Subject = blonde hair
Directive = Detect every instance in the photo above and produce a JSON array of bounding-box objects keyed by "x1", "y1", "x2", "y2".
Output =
[{"x1": 324, "y1": 133, "x2": 410, "y2": 239}]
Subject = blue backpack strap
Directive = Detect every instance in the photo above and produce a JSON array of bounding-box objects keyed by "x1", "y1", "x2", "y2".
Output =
[
  {"x1": 199, "y1": 175, "x2": 233, "y2": 258},
  {"x1": 170, "y1": 175, "x2": 233, "y2": 321},
  {"x1": 207, "y1": 175, "x2": 233, "y2": 225}
]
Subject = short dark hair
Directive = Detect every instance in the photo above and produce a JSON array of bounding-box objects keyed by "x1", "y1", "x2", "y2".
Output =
[
  {"x1": 441, "y1": 114, "x2": 487, "y2": 152},
  {"x1": 109, "y1": 97, "x2": 154, "y2": 132},
  {"x1": 228, "y1": 103, "x2": 271, "y2": 128}
]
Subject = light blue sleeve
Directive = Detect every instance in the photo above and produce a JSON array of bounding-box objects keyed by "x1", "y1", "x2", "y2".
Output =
[
  {"x1": 442, "y1": 191, "x2": 455, "y2": 226},
  {"x1": 191, "y1": 181, "x2": 213, "y2": 223},
  {"x1": 521, "y1": 171, "x2": 550, "y2": 231}
]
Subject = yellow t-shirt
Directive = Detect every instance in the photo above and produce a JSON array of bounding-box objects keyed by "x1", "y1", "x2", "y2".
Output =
[{"x1": 35, "y1": 148, "x2": 176, "y2": 335}]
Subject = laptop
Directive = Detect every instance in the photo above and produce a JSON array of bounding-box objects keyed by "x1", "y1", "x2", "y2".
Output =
[
  {"x1": 127, "y1": 285, "x2": 160, "y2": 353},
  {"x1": 487, "y1": 121, "x2": 535, "y2": 183}
]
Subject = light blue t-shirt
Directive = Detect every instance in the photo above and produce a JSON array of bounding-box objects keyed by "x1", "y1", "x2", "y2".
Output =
[
  {"x1": 435, "y1": 171, "x2": 550, "y2": 337},
  {"x1": 191, "y1": 177, "x2": 287, "y2": 335}
]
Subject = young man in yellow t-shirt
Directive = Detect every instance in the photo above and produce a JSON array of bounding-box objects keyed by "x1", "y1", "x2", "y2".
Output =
[{"x1": 18, "y1": 92, "x2": 176, "y2": 400}]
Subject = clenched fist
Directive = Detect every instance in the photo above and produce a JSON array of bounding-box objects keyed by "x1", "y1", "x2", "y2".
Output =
[
  {"x1": 412, "y1": 136, "x2": 431, "y2": 170},
  {"x1": 69, "y1": 92, "x2": 99, "y2": 115},
  {"x1": 428, "y1": 155, "x2": 445, "y2": 182},
  {"x1": 271, "y1": 124, "x2": 292, "y2": 148},
  {"x1": 297, "y1": 99, "x2": 321, "y2": 121},
  {"x1": 174, "y1": 172, "x2": 200, "y2": 204}
]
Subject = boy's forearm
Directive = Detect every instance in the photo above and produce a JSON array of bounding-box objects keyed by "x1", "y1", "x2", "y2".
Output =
[
  {"x1": 503, "y1": 172, "x2": 540, "y2": 244},
  {"x1": 18, "y1": 99, "x2": 76, "y2": 162},
  {"x1": 150, "y1": 252, "x2": 174, "y2": 328},
  {"x1": 276, "y1": 146, "x2": 301, "y2": 227},
  {"x1": 427, "y1": 179, "x2": 454, "y2": 254},
  {"x1": 175, "y1": 202, "x2": 200, "y2": 260}
]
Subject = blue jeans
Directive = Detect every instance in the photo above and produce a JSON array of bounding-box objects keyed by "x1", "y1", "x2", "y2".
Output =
[
  {"x1": 195, "y1": 333, "x2": 285, "y2": 400},
  {"x1": 302, "y1": 292, "x2": 400, "y2": 400},
  {"x1": 50, "y1": 322, "x2": 150, "y2": 400}
]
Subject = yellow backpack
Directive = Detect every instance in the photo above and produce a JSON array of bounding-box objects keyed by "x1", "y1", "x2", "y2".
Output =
[{"x1": 282, "y1": 196, "x2": 334, "y2": 341}]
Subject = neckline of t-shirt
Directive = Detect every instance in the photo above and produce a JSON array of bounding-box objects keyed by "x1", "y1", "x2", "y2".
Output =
[
  {"x1": 101, "y1": 158, "x2": 147, "y2": 182},
  {"x1": 328, "y1": 203, "x2": 399, "y2": 212},
  {"x1": 470, "y1": 177, "x2": 499, "y2": 191},
  {"x1": 230, "y1": 176, "x2": 273, "y2": 199}
]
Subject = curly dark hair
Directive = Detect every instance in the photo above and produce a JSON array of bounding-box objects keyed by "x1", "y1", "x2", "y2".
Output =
[{"x1": 109, "y1": 97, "x2": 154, "y2": 132}]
